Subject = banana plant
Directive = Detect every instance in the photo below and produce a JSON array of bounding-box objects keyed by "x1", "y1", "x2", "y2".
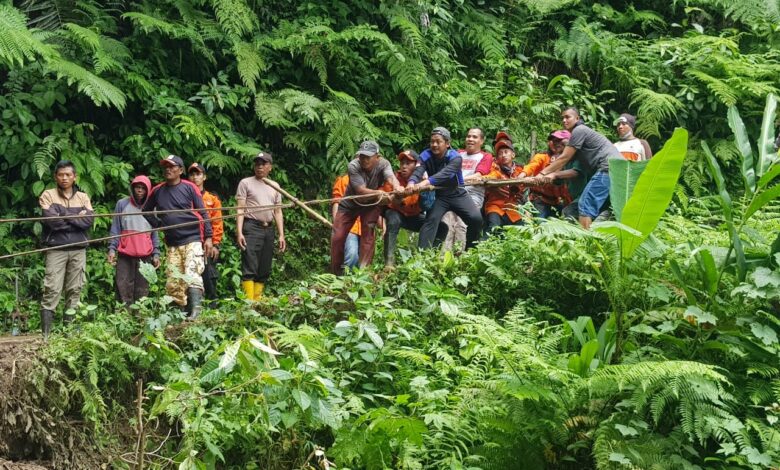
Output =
[{"x1": 702, "y1": 93, "x2": 780, "y2": 283}]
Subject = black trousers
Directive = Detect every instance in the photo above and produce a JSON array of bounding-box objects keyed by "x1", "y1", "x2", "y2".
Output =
[
  {"x1": 384, "y1": 209, "x2": 448, "y2": 264},
  {"x1": 485, "y1": 212, "x2": 522, "y2": 235},
  {"x1": 241, "y1": 221, "x2": 275, "y2": 282},
  {"x1": 115, "y1": 254, "x2": 152, "y2": 306},
  {"x1": 202, "y1": 257, "x2": 219, "y2": 300},
  {"x1": 418, "y1": 189, "x2": 483, "y2": 250}
]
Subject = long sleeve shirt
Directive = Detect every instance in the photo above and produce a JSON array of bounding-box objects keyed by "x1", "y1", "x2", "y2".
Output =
[
  {"x1": 142, "y1": 180, "x2": 212, "y2": 247},
  {"x1": 38, "y1": 185, "x2": 93, "y2": 249},
  {"x1": 410, "y1": 149, "x2": 463, "y2": 196}
]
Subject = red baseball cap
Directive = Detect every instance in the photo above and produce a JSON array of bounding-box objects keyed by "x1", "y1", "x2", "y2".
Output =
[
  {"x1": 494, "y1": 130, "x2": 513, "y2": 144},
  {"x1": 397, "y1": 150, "x2": 419, "y2": 162},
  {"x1": 494, "y1": 140, "x2": 515, "y2": 153}
]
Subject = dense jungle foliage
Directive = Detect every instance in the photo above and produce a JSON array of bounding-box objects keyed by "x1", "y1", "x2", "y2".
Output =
[{"x1": 1, "y1": 0, "x2": 780, "y2": 469}]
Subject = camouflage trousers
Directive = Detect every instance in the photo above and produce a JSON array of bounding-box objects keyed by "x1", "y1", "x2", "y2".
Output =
[{"x1": 165, "y1": 241, "x2": 205, "y2": 306}]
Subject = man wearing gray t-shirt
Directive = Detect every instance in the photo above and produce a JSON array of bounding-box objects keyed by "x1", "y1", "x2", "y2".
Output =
[
  {"x1": 331, "y1": 140, "x2": 401, "y2": 275},
  {"x1": 539, "y1": 107, "x2": 621, "y2": 229}
]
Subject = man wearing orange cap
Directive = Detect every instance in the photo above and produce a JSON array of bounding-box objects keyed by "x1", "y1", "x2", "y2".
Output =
[
  {"x1": 383, "y1": 150, "x2": 448, "y2": 266},
  {"x1": 484, "y1": 141, "x2": 525, "y2": 233},
  {"x1": 188, "y1": 163, "x2": 223, "y2": 306}
]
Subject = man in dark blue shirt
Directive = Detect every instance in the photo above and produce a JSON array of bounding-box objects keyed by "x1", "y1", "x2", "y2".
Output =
[
  {"x1": 143, "y1": 154, "x2": 213, "y2": 318},
  {"x1": 406, "y1": 127, "x2": 483, "y2": 250}
]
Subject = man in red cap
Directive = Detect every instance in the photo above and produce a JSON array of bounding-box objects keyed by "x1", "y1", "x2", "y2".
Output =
[
  {"x1": 383, "y1": 150, "x2": 448, "y2": 266},
  {"x1": 484, "y1": 141, "x2": 525, "y2": 233},
  {"x1": 188, "y1": 162, "x2": 223, "y2": 306},
  {"x1": 143, "y1": 154, "x2": 213, "y2": 319}
]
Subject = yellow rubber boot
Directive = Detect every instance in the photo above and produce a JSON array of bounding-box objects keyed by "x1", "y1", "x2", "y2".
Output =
[
  {"x1": 241, "y1": 281, "x2": 254, "y2": 300},
  {"x1": 253, "y1": 282, "x2": 265, "y2": 300}
]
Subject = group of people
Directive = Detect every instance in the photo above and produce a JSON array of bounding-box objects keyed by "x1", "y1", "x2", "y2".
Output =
[
  {"x1": 37, "y1": 152, "x2": 285, "y2": 336},
  {"x1": 33, "y1": 106, "x2": 651, "y2": 336},
  {"x1": 330, "y1": 107, "x2": 652, "y2": 273}
]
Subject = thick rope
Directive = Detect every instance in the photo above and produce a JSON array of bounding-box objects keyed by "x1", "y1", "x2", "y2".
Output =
[
  {"x1": 0, "y1": 177, "x2": 536, "y2": 260},
  {"x1": 0, "y1": 178, "x2": 535, "y2": 224}
]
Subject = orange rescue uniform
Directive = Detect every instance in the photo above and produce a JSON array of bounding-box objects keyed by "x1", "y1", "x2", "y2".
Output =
[
  {"x1": 522, "y1": 152, "x2": 574, "y2": 207},
  {"x1": 332, "y1": 175, "x2": 361, "y2": 236},
  {"x1": 383, "y1": 172, "x2": 421, "y2": 217},
  {"x1": 484, "y1": 163, "x2": 525, "y2": 223},
  {"x1": 202, "y1": 190, "x2": 224, "y2": 244}
]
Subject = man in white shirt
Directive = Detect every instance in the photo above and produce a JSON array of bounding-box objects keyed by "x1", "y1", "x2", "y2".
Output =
[{"x1": 441, "y1": 127, "x2": 493, "y2": 252}]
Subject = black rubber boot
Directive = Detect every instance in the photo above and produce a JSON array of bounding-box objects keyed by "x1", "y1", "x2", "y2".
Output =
[
  {"x1": 383, "y1": 232, "x2": 397, "y2": 267},
  {"x1": 186, "y1": 288, "x2": 203, "y2": 320},
  {"x1": 41, "y1": 309, "x2": 53, "y2": 339},
  {"x1": 63, "y1": 313, "x2": 75, "y2": 325}
]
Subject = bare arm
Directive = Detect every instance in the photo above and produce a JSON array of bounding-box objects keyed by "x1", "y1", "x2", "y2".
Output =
[
  {"x1": 273, "y1": 207, "x2": 286, "y2": 252},
  {"x1": 236, "y1": 198, "x2": 247, "y2": 250},
  {"x1": 540, "y1": 146, "x2": 576, "y2": 175}
]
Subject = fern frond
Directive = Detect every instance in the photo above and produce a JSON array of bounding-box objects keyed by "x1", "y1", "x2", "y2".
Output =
[
  {"x1": 44, "y1": 56, "x2": 126, "y2": 110},
  {"x1": 209, "y1": 0, "x2": 256, "y2": 38},
  {"x1": 0, "y1": 4, "x2": 57, "y2": 66},
  {"x1": 233, "y1": 41, "x2": 265, "y2": 91},
  {"x1": 629, "y1": 88, "x2": 684, "y2": 138}
]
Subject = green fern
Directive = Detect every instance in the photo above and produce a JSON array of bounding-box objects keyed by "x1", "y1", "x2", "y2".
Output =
[
  {"x1": 209, "y1": 0, "x2": 256, "y2": 38},
  {"x1": 629, "y1": 88, "x2": 684, "y2": 138},
  {"x1": 0, "y1": 4, "x2": 57, "y2": 66},
  {"x1": 233, "y1": 41, "x2": 265, "y2": 91}
]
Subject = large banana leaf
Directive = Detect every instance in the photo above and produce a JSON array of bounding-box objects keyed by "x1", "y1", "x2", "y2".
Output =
[
  {"x1": 702, "y1": 141, "x2": 747, "y2": 281},
  {"x1": 619, "y1": 128, "x2": 688, "y2": 259},
  {"x1": 727, "y1": 105, "x2": 755, "y2": 194},
  {"x1": 757, "y1": 93, "x2": 778, "y2": 178},
  {"x1": 608, "y1": 158, "x2": 649, "y2": 222}
]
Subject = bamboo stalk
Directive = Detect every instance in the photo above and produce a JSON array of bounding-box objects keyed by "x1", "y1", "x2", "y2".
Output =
[{"x1": 262, "y1": 178, "x2": 333, "y2": 228}]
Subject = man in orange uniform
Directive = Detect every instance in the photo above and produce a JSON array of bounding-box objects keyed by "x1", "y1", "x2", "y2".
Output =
[
  {"x1": 484, "y1": 141, "x2": 525, "y2": 233},
  {"x1": 332, "y1": 174, "x2": 362, "y2": 270},
  {"x1": 520, "y1": 130, "x2": 581, "y2": 218},
  {"x1": 188, "y1": 163, "x2": 223, "y2": 306},
  {"x1": 383, "y1": 150, "x2": 448, "y2": 266}
]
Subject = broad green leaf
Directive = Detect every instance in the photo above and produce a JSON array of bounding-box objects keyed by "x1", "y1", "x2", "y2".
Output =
[
  {"x1": 609, "y1": 453, "x2": 631, "y2": 465},
  {"x1": 218, "y1": 340, "x2": 241, "y2": 372},
  {"x1": 685, "y1": 305, "x2": 718, "y2": 326},
  {"x1": 619, "y1": 128, "x2": 688, "y2": 258},
  {"x1": 757, "y1": 93, "x2": 778, "y2": 178},
  {"x1": 593, "y1": 221, "x2": 643, "y2": 254},
  {"x1": 292, "y1": 389, "x2": 312, "y2": 411},
  {"x1": 727, "y1": 105, "x2": 755, "y2": 194},
  {"x1": 703, "y1": 140, "x2": 747, "y2": 280},
  {"x1": 608, "y1": 158, "x2": 649, "y2": 221},
  {"x1": 750, "y1": 323, "x2": 778, "y2": 346},
  {"x1": 249, "y1": 337, "x2": 281, "y2": 356},
  {"x1": 757, "y1": 162, "x2": 780, "y2": 188},
  {"x1": 694, "y1": 248, "x2": 718, "y2": 296},
  {"x1": 744, "y1": 184, "x2": 780, "y2": 221},
  {"x1": 614, "y1": 424, "x2": 639, "y2": 437}
]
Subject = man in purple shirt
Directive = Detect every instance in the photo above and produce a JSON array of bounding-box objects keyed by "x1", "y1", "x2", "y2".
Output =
[{"x1": 143, "y1": 154, "x2": 213, "y2": 319}]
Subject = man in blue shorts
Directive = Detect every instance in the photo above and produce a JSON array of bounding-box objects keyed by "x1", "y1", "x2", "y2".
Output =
[{"x1": 538, "y1": 107, "x2": 621, "y2": 229}]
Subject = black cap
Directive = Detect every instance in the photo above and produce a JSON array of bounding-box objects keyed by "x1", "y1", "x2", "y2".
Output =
[
  {"x1": 431, "y1": 126, "x2": 451, "y2": 142},
  {"x1": 160, "y1": 154, "x2": 184, "y2": 167},
  {"x1": 356, "y1": 140, "x2": 380, "y2": 157},
  {"x1": 188, "y1": 162, "x2": 206, "y2": 174},
  {"x1": 254, "y1": 151, "x2": 273, "y2": 164},
  {"x1": 614, "y1": 113, "x2": 637, "y2": 130}
]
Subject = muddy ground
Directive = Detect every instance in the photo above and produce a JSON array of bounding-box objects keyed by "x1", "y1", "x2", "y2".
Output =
[{"x1": 0, "y1": 334, "x2": 51, "y2": 469}]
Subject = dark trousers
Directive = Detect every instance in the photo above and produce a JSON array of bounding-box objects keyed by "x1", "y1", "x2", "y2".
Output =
[
  {"x1": 241, "y1": 220, "x2": 275, "y2": 282},
  {"x1": 331, "y1": 206, "x2": 381, "y2": 275},
  {"x1": 203, "y1": 257, "x2": 219, "y2": 300},
  {"x1": 384, "y1": 209, "x2": 448, "y2": 265},
  {"x1": 485, "y1": 212, "x2": 522, "y2": 235},
  {"x1": 419, "y1": 189, "x2": 482, "y2": 250},
  {"x1": 116, "y1": 254, "x2": 152, "y2": 306},
  {"x1": 532, "y1": 199, "x2": 565, "y2": 219}
]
